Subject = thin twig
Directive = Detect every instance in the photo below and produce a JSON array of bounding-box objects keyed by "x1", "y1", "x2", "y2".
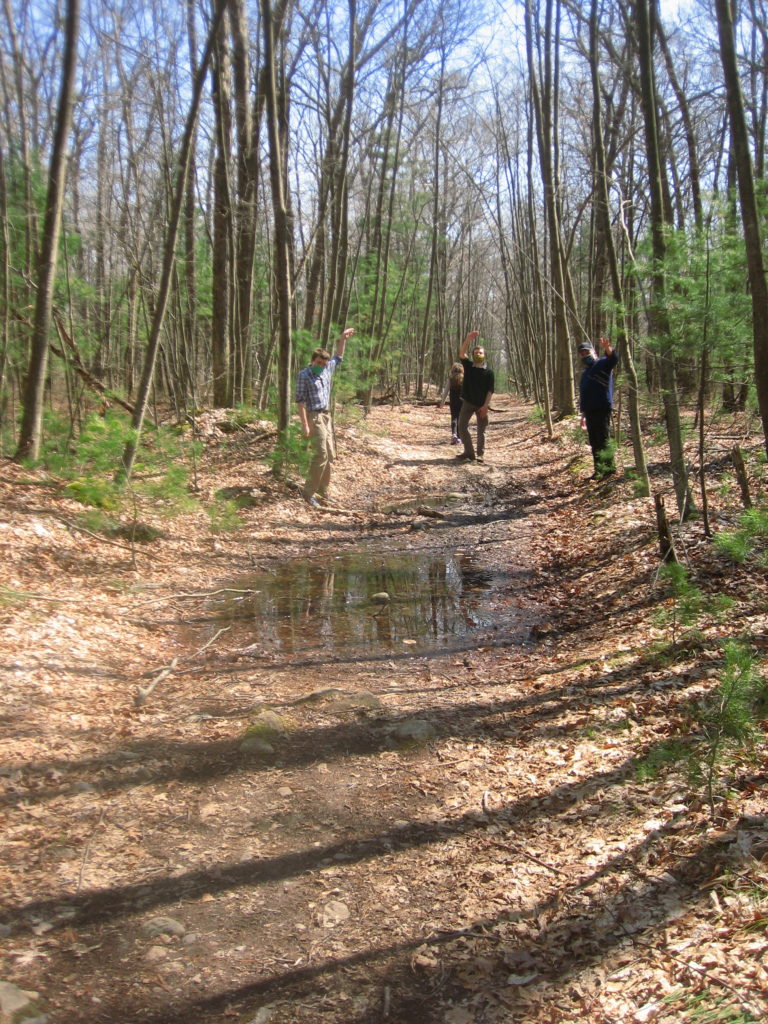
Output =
[
  {"x1": 191, "y1": 626, "x2": 231, "y2": 657},
  {"x1": 76, "y1": 808, "x2": 106, "y2": 894},
  {"x1": 634, "y1": 937, "x2": 762, "y2": 1016},
  {"x1": 136, "y1": 587, "x2": 260, "y2": 606},
  {"x1": 489, "y1": 838, "x2": 568, "y2": 877}
]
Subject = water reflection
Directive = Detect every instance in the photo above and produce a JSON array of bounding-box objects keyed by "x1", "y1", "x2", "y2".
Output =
[{"x1": 205, "y1": 549, "x2": 507, "y2": 659}]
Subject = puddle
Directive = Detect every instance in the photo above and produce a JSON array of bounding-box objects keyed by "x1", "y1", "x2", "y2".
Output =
[{"x1": 200, "y1": 548, "x2": 530, "y2": 662}]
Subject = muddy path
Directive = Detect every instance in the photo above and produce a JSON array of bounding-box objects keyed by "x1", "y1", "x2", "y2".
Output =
[{"x1": 3, "y1": 396, "x2": 765, "y2": 1024}]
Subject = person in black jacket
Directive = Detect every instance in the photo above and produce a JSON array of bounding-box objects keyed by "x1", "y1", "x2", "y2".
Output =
[
  {"x1": 456, "y1": 330, "x2": 495, "y2": 463},
  {"x1": 578, "y1": 336, "x2": 618, "y2": 479}
]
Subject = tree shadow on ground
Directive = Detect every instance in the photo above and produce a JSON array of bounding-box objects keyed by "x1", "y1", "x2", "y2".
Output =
[
  {"x1": 2, "y1": 630, "x2": 718, "y2": 813},
  {"x1": 25, "y1": 795, "x2": 764, "y2": 1024}
]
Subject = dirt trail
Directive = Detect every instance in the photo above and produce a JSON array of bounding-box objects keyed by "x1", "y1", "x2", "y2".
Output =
[{"x1": 1, "y1": 397, "x2": 766, "y2": 1024}]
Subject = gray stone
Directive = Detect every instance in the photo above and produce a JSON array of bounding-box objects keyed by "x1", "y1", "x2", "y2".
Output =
[
  {"x1": 143, "y1": 916, "x2": 186, "y2": 938},
  {"x1": 322, "y1": 900, "x2": 351, "y2": 928},
  {"x1": 0, "y1": 981, "x2": 35, "y2": 1017},
  {"x1": 240, "y1": 736, "x2": 275, "y2": 755},
  {"x1": 327, "y1": 691, "x2": 383, "y2": 712},
  {"x1": 245, "y1": 710, "x2": 287, "y2": 737},
  {"x1": 297, "y1": 688, "x2": 347, "y2": 704},
  {"x1": 390, "y1": 719, "x2": 437, "y2": 744}
]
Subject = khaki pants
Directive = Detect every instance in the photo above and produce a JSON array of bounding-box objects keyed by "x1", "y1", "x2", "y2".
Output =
[{"x1": 303, "y1": 410, "x2": 335, "y2": 499}]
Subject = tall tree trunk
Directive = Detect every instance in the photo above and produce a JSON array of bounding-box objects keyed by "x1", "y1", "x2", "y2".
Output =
[
  {"x1": 15, "y1": 0, "x2": 81, "y2": 462},
  {"x1": 418, "y1": 50, "x2": 446, "y2": 399},
  {"x1": 211, "y1": 18, "x2": 234, "y2": 407},
  {"x1": 118, "y1": 0, "x2": 228, "y2": 481},
  {"x1": 183, "y1": 0, "x2": 200, "y2": 403},
  {"x1": 230, "y1": 0, "x2": 261, "y2": 405},
  {"x1": 1, "y1": 0, "x2": 37, "y2": 277},
  {"x1": 261, "y1": 0, "x2": 293, "y2": 433},
  {"x1": 525, "y1": 0, "x2": 575, "y2": 416},
  {"x1": 655, "y1": 16, "x2": 703, "y2": 229},
  {"x1": 635, "y1": 0, "x2": 695, "y2": 518},
  {"x1": 715, "y1": 0, "x2": 768, "y2": 457},
  {"x1": 0, "y1": 143, "x2": 11, "y2": 435},
  {"x1": 321, "y1": 0, "x2": 357, "y2": 345},
  {"x1": 590, "y1": 0, "x2": 649, "y2": 494}
]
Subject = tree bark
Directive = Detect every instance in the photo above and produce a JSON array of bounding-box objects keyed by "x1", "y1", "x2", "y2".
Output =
[
  {"x1": 118, "y1": 0, "x2": 229, "y2": 481},
  {"x1": 15, "y1": 0, "x2": 81, "y2": 462},
  {"x1": 634, "y1": 0, "x2": 695, "y2": 518},
  {"x1": 715, "y1": 0, "x2": 768, "y2": 458},
  {"x1": 589, "y1": 0, "x2": 649, "y2": 493},
  {"x1": 261, "y1": 0, "x2": 294, "y2": 433},
  {"x1": 211, "y1": 16, "x2": 234, "y2": 407},
  {"x1": 525, "y1": 0, "x2": 575, "y2": 417}
]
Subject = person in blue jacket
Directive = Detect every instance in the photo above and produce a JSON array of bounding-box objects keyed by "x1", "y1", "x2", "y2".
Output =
[{"x1": 578, "y1": 336, "x2": 618, "y2": 480}]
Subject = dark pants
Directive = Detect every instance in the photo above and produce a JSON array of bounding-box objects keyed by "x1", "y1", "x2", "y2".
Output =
[
  {"x1": 584, "y1": 408, "x2": 614, "y2": 474},
  {"x1": 458, "y1": 400, "x2": 488, "y2": 458},
  {"x1": 448, "y1": 389, "x2": 463, "y2": 436}
]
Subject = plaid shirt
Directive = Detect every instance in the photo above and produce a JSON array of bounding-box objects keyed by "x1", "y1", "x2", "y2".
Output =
[{"x1": 295, "y1": 355, "x2": 342, "y2": 412}]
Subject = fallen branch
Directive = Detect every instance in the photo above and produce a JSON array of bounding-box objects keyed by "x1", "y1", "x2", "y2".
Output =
[
  {"x1": 136, "y1": 587, "x2": 260, "y2": 606},
  {"x1": 134, "y1": 657, "x2": 179, "y2": 707},
  {"x1": 191, "y1": 626, "x2": 231, "y2": 658},
  {"x1": 133, "y1": 627, "x2": 230, "y2": 707}
]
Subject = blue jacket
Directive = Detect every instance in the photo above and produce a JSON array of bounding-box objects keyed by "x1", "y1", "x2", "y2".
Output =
[{"x1": 579, "y1": 350, "x2": 618, "y2": 412}]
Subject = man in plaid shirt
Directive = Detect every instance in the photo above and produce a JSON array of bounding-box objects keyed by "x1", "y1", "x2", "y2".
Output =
[{"x1": 295, "y1": 327, "x2": 355, "y2": 507}]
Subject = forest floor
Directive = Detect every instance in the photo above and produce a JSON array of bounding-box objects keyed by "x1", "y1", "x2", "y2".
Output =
[{"x1": 1, "y1": 394, "x2": 767, "y2": 1024}]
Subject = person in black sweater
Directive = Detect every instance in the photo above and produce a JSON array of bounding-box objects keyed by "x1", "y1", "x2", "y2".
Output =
[
  {"x1": 578, "y1": 335, "x2": 618, "y2": 479},
  {"x1": 456, "y1": 330, "x2": 495, "y2": 463}
]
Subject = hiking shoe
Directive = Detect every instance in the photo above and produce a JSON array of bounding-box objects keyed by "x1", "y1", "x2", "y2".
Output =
[
  {"x1": 304, "y1": 495, "x2": 320, "y2": 507},
  {"x1": 455, "y1": 452, "x2": 475, "y2": 461},
  {"x1": 451, "y1": 435, "x2": 460, "y2": 445},
  {"x1": 476, "y1": 456, "x2": 485, "y2": 463}
]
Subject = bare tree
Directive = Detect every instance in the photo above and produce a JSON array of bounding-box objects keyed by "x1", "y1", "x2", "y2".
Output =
[
  {"x1": 589, "y1": 0, "x2": 649, "y2": 493},
  {"x1": 119, "y1": 0, "x2": 229, "y2": 481},
  {"x1": 14, "y1": 0, "x2": 81, "y2": 462},
  {"x1": 525, "y1": 0, "x2": 576, "y2": 417},
  {"x1": 715, "y1": 0, "x2": 768, "y2": 457},
  {"x1": 634, "y1": 0, "x2": 695, "y2": 518},
  {"x1": 261, "y1": 0, "x2": 294, "y2": 432}
]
